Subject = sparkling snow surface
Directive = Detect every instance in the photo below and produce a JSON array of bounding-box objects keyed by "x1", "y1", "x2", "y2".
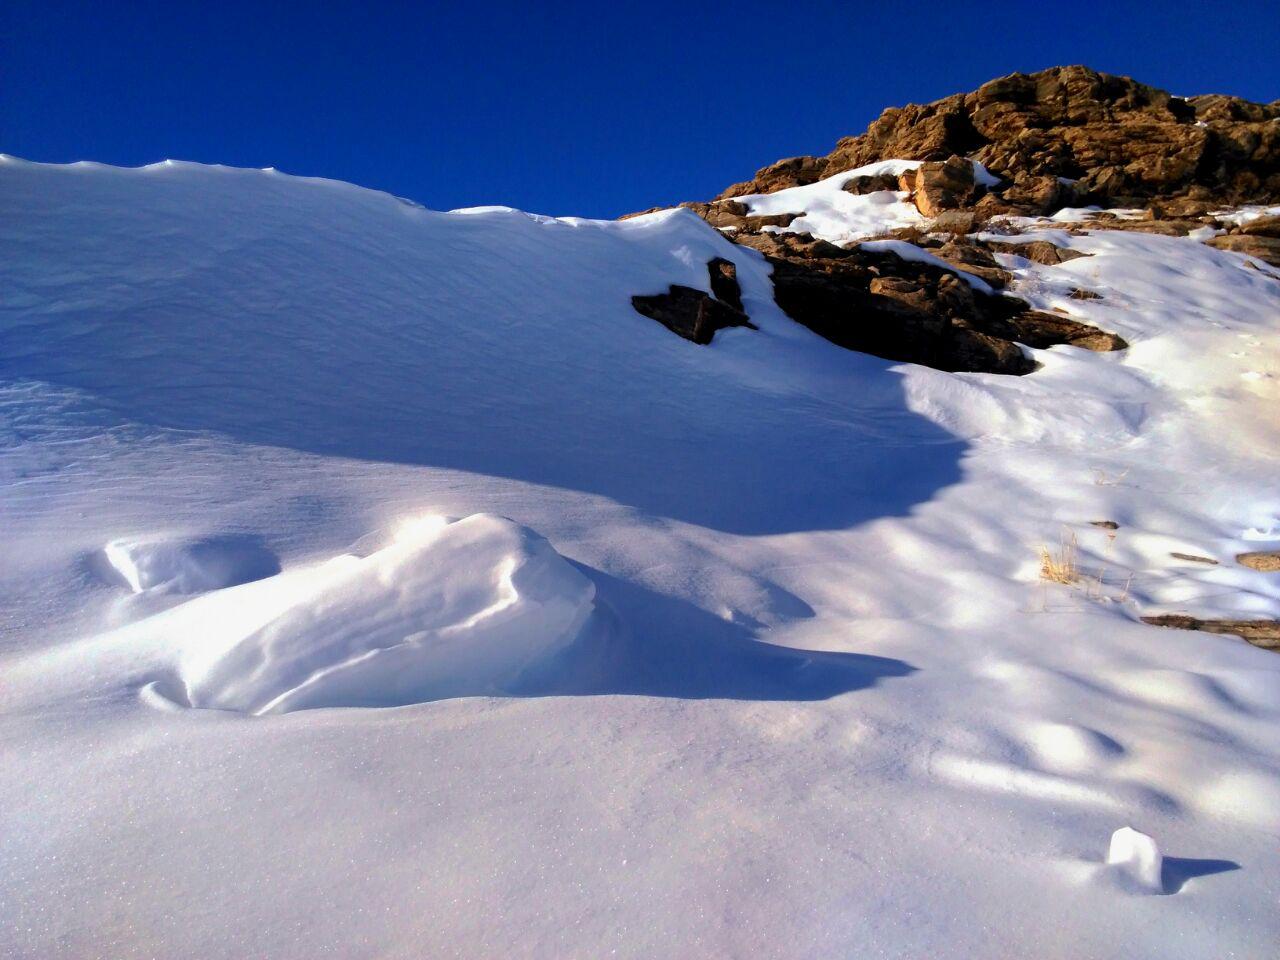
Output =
[{"x1": 2, "y1": 157, "x2": 1279, "y2": 959}]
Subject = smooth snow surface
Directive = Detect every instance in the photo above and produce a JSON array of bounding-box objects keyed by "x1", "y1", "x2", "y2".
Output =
[{"x1": 2, "y1": 156, "x2": 1279, "y2": 960}]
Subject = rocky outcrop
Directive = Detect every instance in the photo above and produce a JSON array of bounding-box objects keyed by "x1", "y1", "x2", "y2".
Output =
[
  {"x1": 727, "y1": 231, "x2": 1125, "y2": 374},
  {"x1": 629, "y1": 66, "x2": 1271, "y2": 372},
  {"x1": 717, "y1": 66, "x2": 1280, "y2": 210},
  {"x1": 631, "y1": 259, "x2": 754, "y2": 344},
  {"x1": 908, "y1": 157, "x2": 978, "y2": 216}
]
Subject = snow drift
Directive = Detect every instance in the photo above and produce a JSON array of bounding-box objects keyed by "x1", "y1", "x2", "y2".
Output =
[
  {"x1": 159, "y1": 514, "x2": 597, "y2": 714},
  {"x1": 99, "y1": 535, "x2": 280, "y2": 594}
]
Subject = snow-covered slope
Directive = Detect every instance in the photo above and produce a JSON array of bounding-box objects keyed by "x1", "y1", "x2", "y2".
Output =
[{"x1": 2, "y1": 156, "x2": 1279, "y2": 959}]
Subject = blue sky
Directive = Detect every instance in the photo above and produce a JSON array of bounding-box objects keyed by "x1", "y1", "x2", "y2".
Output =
[{"x1": 5, "y1": 0, "x2": 1278, "y2": 218}]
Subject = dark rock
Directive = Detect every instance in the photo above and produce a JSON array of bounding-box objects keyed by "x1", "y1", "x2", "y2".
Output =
[
  {"x1": 841, "y1": 173, "x2": 901, "y2": 195},
  {"x1": 632, "y1": 259, "x2": 756, "y2": 345},
  {"x1": 1091, "y1": 520, "x2": 1120, "y2": 529},
  {"x1": 932, "y1": 237, "x2": 1011, "y2": 287},
  {"x1": 1002, "y1": 174, "x2": 1070, "y2": 214},
  {"x1": 986, "y1": 240, "x2": 1092, "y2": 265},
  {"x1": 929, "y1": 210, "x2": 978, "y2": 235},
  {"x1": 1069, "y1": 287, "x2": 1102, "y2": 300},
  {"x1": 707, "y1": 257, "x2": 744, "y2": 312},
  {"x1": 746, "y1": 233, "x2": 1124, "y2": 374},
  {"x1": 1170, "y1": 552, "x2": 1219, "y2": 564}
]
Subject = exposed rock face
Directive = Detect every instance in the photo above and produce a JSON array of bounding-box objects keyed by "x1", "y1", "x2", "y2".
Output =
[
  {"x1": 909, "y1": 157, "x2": 978, "y2": 216},
  {"x1": 717, "y1": 66, "x2": 1280, "y2": 209},
  {"x1": 728, "y1": 231, "x2": 1125, "y2": 374},
  {"x1": 631, "y1": 258, "x2": 755, "y2": 345},
  {"x1": 629, "y1": 66, "x2": 1270, "y2": 372}
]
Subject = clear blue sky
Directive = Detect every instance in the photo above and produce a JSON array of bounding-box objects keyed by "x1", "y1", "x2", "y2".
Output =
[{"x1": 5, "y1": 0, "x2": 1278, "y2": 218}]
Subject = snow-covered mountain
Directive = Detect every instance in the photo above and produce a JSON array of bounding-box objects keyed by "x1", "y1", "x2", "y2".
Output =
[{"x1": 3, "y1": 67, "x2": 1279, "y2": 959}]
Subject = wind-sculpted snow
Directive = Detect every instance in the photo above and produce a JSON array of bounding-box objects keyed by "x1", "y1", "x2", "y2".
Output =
[
  {"x1": 2, "y1": 157, "x2": 1280, "y2": 960},
  {"x1": 153, "y1": 514, "x2": 597, "y2": 714},
  {"x1": 98, "y1": 535, "x2": 280, "y2": 594}
]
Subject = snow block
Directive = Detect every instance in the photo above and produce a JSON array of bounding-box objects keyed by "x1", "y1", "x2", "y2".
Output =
[
  {"x1": 1107, "y1": 826, "x2": 1164, "y2": 894},
  {"x1": 173, "y1": 514, "x2": 596, "y2": 714}
]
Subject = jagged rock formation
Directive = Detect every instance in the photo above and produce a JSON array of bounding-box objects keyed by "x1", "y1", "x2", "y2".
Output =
[
  {"x1": 631, "y1": 258, "x2": 755, "y2": 344},
  {"x1": 731, "y1": 233, "x2": 1124, "y2": 374},
  {"x1": 627, "y1": 66, "x2": 1275, "y2": 369},
  {"x1": 717, "y1": 65, "x2": 1280, "y2": 210}
]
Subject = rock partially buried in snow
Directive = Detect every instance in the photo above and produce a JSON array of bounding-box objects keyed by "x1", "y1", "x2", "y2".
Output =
[
  {"x1": 1107, "y1": 827, "x2": 1164, "y2": 894},
  {"x1": 101, "y1": 535, "x2": 280, "y2": 594},
  {"x1": 171, "y1": 514, "x2": 597, "y2": 714}
]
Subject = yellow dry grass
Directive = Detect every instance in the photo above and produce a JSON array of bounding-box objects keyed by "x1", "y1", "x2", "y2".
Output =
[{"x1": 1038, "y1": 531, "x2": 1080, "y2": 584}]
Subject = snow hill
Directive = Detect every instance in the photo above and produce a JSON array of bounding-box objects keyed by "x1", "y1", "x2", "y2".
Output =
[{"x1": 2, "y1": 154, "x2": 1279, "y2": 959}]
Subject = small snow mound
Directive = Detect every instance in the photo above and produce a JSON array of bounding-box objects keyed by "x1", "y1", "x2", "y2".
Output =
[
  {"x1": 100, "y1": 535, "x2": 280, "y2": 594},
  {"x1": 174, "y1": 514, "x2": 596, "y2": 715},
  {"x1": 1106, "y1": 826, "x2": 1164, "y2": 894}
]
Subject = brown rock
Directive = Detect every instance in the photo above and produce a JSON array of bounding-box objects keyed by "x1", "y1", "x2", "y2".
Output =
[
  {"x1": 1205, "y1": 234, "x2": 1280, "y2": 266},
  {"x1": 929, "y1": 210, "x2": 978, "y2": 235},
  {"x1": 911, "y1": 157, "x2": 977, "y2": 216},
  {"x1": 1002, "y1": 174, "x2": 1069, "y2": 214},
  {"x1": 631, "y1": 258, "x2": 756, "y2": 344},
  {"x1": 1087, "y1": 218, "x2": 1204, "y2": 236},
  {"x1": 745, "y1": 212, "x2": 803, "y2": 229},
  {"x1": 718, "y1": 155, "x2": 828, "y2": 200},
  {"x1": 932, "y1": 237, "x2": 1010, "y2": 287},
  {"x1": 842, "y1": 173, "x2": 900, "y2": 195},
  {"x1": 1239, "y1": 215, "x2": 1280, "y2": 238},
  {"x1": 987, "y1": 240, "x2": 1091, "y2": 265},
  {"x1": 1238, "y1": 551, "x2": 1280, "y2": 572},
  {"x1": 1153, "y1": 197, "x2": 1214, "y2": 219},
  {"x1": 714, "y1": 66, "x2": 1280, "y2": 211},
  {"x1": 1142, "y1": 614, "x2": 1280, "y2": 650}
]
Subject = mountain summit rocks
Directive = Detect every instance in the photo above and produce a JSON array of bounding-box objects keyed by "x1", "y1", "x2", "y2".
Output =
[
  {"x1": 717, "y1": 65, "x2": 1280, "y2": 209},
  {"x1": 626, "y1": 66, "x2": 1275, "y2": 373}
]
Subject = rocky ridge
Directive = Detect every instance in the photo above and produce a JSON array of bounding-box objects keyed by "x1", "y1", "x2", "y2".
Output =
[
  {"x1": 718, "y1": 65, "x2": 1280, "y2": 210},
  {"x1": 626, "y1": 66, "x2": 1279, "y2": 375}
]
